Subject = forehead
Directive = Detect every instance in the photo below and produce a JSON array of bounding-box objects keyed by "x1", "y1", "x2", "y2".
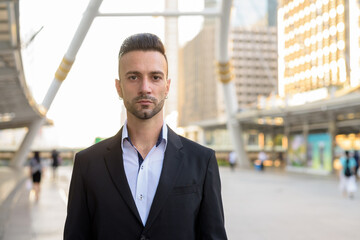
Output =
[{"x1": 119, "y1": 50, "x2": 167, "y2": 74}]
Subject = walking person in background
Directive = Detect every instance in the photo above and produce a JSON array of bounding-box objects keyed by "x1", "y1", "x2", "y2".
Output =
[
  {"x1": 29, "y1": 151, "x2": 43, "y2": 202},
  {"x1": 64, "y1": 33, "x2": 227, "y2": 239},
  {"x1": 258, "y1": 151, "x2": 267, "y2": 171},
  {"x1": 229, "y1": 151, "x2": 236, "y2": 171},
  {"x1": 339, "y1": 150, "x2": 357, "y2": 198},
  {"x1": 278, "y1": 152, "x2": 285, "y2": 167},
  {"x1": 353, "y1": 150, "x2": 359, "y2": 179},
  {"x1": 51, "y1": 149, "x2": 60, "y2": 180}
]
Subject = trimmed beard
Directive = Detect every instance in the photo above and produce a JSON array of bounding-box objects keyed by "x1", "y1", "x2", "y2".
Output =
[{"x1": 124, "y1": 95, "x2": 165, "y2": 120}]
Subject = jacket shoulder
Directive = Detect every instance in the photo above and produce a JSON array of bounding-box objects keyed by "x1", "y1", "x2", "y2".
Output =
[
  {"x1": 178, "y1": 134, "x2": 215, "y2": 156},
  {"x1": 76, "y1": 134, "x2": 119, "y2": 158}
]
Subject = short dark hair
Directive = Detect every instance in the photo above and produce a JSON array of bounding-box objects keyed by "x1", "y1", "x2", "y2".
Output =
[
  {"x1": 118, "y1": 33, "x2": 167, "y2": 61},
  {"x1": 118, "y1": 33, "x2": 168, "y2": 77}
]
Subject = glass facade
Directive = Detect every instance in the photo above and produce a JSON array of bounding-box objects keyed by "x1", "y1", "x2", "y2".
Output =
[{"x1": 278, "y1": 0, "x2": 357, "y2": 97}]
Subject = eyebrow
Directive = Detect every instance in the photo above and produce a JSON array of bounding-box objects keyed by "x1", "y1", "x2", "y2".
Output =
[
  {"x1": 125, "y1": 71, "x2": 165, "y2": 76},
  {"x1": 150, "y1": 71, "x2": 165, "y2": 76},
  {"x1": 125, "y1": 71, "x2": 141, "y2": 76}
]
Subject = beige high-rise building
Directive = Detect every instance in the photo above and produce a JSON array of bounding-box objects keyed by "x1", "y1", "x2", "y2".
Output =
[
  {"x1": 178, "y1": 24, "x2": 222, "y2": 127},
  {"x1": 178, "y1": 0, "x2": 278, "y2": 150},
  {"x1": 178, "y1": 26, "x2": 278, "y2": 127},
  {"x1": 232, "y1": 27, "x2": 278, "y2": 109},
  {"x1": 277, "y1": 0, "x2": 360, "y2": 100}
]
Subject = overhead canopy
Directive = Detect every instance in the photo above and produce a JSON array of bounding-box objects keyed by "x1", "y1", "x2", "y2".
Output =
[
  {"x1": 194, "y1": 90, "x2": 360, "y2": 136},
  {"x1": 235, "y1": 91, "x2": 360, "y2": 134},
  {"x1": 0, "y1": 0, "x2": 47, "y2": 130}
]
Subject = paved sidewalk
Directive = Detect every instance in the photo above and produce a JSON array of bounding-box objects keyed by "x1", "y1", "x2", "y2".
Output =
[
  {"x1": 222, "y1": 167, "x2": 360, "y2": 240},
  {"x1": 0, "y1": 167, "x2": 27, "y2": 240},
  {"x1": 1, "y1": 167, "x2": 71, "y2": 240},
  {"x1": 1, "y1": 166, "x2": 359, "y2": 240}
]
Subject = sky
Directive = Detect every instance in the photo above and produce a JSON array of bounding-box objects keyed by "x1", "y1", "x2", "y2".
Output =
[{"x1": 16, "y1": 0, "x2": 205, "y2": 149}]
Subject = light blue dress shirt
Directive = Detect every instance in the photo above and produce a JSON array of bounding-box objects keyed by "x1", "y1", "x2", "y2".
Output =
[{"x1": 121, "y1": 122, "x2": 168, "y2": 226}]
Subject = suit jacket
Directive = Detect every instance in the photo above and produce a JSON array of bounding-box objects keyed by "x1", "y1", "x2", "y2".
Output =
[{"x1": 64, "y1": 127, "x2": 227, "y2": 240}]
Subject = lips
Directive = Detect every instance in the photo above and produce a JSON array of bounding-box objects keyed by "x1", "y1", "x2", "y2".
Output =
[
  {"x1": 135, "y1": 96, "x2": 156, "y2": 104},
  {"x1": 137, "y1": 100, "x2": 152, "y2": 104}
]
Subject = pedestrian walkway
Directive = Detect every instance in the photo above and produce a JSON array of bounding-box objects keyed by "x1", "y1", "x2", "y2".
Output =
[
  {"x1": 1, "y1": 166, "x2": 71, "y2": 240},
  {"x1": 222, "y1": 167, "x2": 360, "y2": 240},
  {"x1": 0, "y1": 165, "x2": 359, "y2": 240},
  {"x1": 0, "y1": 166, "x2": 27, "y2": 240}
]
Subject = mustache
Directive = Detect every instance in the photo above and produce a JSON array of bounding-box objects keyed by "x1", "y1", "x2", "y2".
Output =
[{"x1": 133, "y1": 95, "x2": 158, "y2": 102}]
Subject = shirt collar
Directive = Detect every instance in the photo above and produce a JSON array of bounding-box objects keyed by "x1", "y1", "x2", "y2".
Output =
[{"x1": 121, "y1": 120, "x2": 168, "y2": 149}]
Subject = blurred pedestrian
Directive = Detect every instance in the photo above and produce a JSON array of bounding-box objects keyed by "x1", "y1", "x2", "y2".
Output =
[
  {"x1": 229, "y1": 151, "x2": 236, "y2": 171},
  {"x1": 339, "y1": 150, "x2": 357, "y2": 198},
  {"x1": 278, "y1": 152, "x2": 284, "y2": 167},
  {"x1": 354, "y1": 150, "x2": 359, "y2": 179},
  {"x1": 51, "y1": 149, "x2": 60, "y2": 180},
  {"x1": 258, "y1": 151, "x2": 267, "y2": 171},
  {"x1": 29, "y1": 151, "x2": 43, "y2": 202}
]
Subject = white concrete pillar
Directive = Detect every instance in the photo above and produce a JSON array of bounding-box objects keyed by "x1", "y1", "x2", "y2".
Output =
[
  {"x1": 217, "y1": 0, "x2": 249, "y2": 168},
  {"x1": 10, "y1": 118, "x2": 45, "y2": 169},
  {"x1": 11, "y1": 0, "x2": 104, "y2": 169}
]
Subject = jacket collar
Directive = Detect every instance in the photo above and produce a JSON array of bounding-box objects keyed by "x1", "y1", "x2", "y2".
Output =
[
  {"x1": 144, "y1": 127, "x2": 184, "y2": 230},
  {"x1": 103, "y1": 126, "x2": 184, "y2": 228},
  {"x1": 104, "y1": 128, "x2": 142, "y2": 224}
]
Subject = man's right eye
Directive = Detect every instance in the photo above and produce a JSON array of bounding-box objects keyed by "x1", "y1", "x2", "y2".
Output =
[{"x1": 128, "y1": 76, "x2": 137, "y2": 80}]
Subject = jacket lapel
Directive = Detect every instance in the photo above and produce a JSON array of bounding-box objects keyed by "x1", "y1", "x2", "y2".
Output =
[
  {"x1": 103, "y1": 129, "x2": 142, "y2": 225},
  {"x1": 144, "y1": 127, "x2": 184, "y2": 230}
]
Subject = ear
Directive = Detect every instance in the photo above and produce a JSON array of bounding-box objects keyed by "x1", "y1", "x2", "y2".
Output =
[
  {"x1": 165, "y1": 78, "x2": 171, "y2": 96},
  {"x1": 115, "y1": 79, "x2": 123, "y2": 98}
]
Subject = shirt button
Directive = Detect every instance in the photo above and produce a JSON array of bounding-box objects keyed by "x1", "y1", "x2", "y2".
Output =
[
  {"x1": 141, "y1": 165, "x2": 144, "y2": 170},
  {"x1": 139, "y1": 194, "x2": 144, "y2": 200}
]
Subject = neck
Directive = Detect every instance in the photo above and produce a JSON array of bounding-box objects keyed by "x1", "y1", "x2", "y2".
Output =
[{"x1": 126, "y1": 112, "x2": 164, "y2": 151}]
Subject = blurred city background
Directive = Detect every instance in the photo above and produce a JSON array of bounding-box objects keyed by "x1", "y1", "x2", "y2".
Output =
[{"x1": 0, "y1": 0, "x2": 359, "y2": 239}]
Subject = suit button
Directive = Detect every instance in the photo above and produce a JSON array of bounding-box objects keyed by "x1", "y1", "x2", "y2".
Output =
[{"x1": 140, "y1": 235, "x2": 147, "y2": 240}]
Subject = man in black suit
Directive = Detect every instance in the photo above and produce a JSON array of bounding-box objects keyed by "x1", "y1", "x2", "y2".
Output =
[{"x1": 64, "y1": 33, "x2": 227, "y2": 240}]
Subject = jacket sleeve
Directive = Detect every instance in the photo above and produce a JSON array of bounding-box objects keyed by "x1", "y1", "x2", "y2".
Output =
[
  {"x1": 63, "y1": 154, "x2": 91, "y2": 240},
  {"x1": 198, "y1": 151, "x2": 228, "y2": 239}
]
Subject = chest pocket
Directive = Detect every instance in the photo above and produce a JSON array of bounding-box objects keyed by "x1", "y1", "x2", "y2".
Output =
[{"x1": 171, "y1": 185, "x2": 198, "y2": 195}]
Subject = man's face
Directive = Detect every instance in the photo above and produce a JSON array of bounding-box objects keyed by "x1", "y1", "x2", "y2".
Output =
[{"x1": 116, "y1": 50, "x2": 170, "y2": 120}]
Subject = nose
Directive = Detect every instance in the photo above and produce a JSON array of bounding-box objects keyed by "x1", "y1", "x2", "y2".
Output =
[{"x1": 139, "y1": 77, "x2": 151, "y2": 95}]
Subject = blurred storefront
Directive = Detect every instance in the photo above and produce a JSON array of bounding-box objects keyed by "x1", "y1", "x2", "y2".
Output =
[{"x1": 187, "y1": 90, "x2": 360, "y2": 175}]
